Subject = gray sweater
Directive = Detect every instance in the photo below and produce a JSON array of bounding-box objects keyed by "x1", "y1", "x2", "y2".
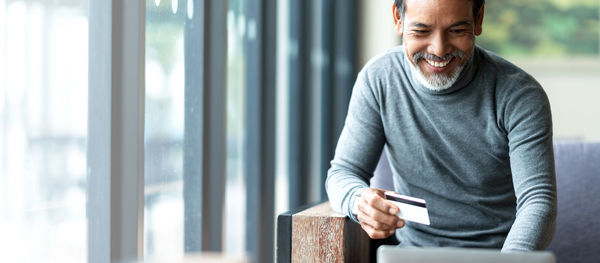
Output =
[{"x1": 325, "y1": 45, "x2": 557, "y2": 251}]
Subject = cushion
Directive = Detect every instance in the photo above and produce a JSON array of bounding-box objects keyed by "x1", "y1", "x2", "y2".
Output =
[{"x1": 548, "y1": 142, "x2": 600, "y2": 263}]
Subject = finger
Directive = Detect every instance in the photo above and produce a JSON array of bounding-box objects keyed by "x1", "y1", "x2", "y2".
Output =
[
  {"x1": 364, "y1": 189, "x2": 399, "y2": 215},
  {"x1": 359, "y1": 220, "x2": 395, "y2": 239},
  {"x1": 357, "y1": 199, "x2": 397, "y2": 230},
  {"x1": 357, "y1": 207, "x2": 396, "y2": 231},
  {"x1": 358, "y1": 198, "x2": 402, "y2": 229},
  {"x1": 397, "y1": 219, "x2": 405, "y2": 228}
]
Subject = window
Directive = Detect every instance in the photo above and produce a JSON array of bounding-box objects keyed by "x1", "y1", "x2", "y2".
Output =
[
  {"x1": 0, "y1": 0, "x2": 88, "y2": 262},
  {"x1": 144, "y1": 0, "x2": 186, "y2": 259},
  {"x1": 225, "y1": 0, "x2": 247, "y2": 257},
  {"x1": 478, "y1": 0, "x2": 600, "y2": 141},
  {"x1": 144, "y1": 0, "x2": 250, "y2": 258},
  {"x1": 1, "y1": 0, "x2": 356, "y2": 262},
  {"x1": 144, "y1": 0, "x2": 230, "y2": 259}
]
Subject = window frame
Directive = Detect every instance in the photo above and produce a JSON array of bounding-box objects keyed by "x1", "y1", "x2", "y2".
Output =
[
  {"x1": 88, "y1": 0, "x2": 229, "y2": 261},
  {"x1": 183, "y1": 0, "x2": 228, "y2": 253},
  {"x1": 244, "y1": 0, "x2": 277, "y2": 262},
  {"x1": 87, "y1": 0, "x2": 146, "y2": 262},
  {"x1": 286, "y1": 0, "x2": 358, "y2": 210},
  {"x1": 86, "y1": 0, "x2": 358, "y2": 261}
]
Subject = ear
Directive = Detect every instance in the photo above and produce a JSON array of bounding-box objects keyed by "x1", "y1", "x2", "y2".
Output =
[
  {"x1": 392, "y1": 3, "x2": 403, "y2": 36},
  {"x1": 474, "y1": 4, "x2": 484, "y2": 36}
]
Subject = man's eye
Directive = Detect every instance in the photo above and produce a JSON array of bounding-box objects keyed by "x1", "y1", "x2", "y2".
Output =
[
  {"x1": 414, "y1": 30, "x2": 429, "y2": 34},
  {"x1": 451, "y1": 29, "x2": 467, "y2": 33}
]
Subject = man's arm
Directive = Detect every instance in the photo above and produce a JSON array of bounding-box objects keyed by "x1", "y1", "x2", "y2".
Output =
[
  {"x1": 325, "y1": 71, "x2": 386, "y2": 222},
  {"x1": 502, "y1": 84, "x2": 557, "y2": 251}
]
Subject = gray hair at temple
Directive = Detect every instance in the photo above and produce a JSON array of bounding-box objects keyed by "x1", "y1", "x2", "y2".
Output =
[{"x1": 394, "y1": 0, "x2": 485, "y2": 22}]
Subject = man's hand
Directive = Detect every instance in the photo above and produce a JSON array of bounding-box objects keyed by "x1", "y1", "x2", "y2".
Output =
[{"x1": 357, "y1": 188, "x2": 405, "y2": 239}]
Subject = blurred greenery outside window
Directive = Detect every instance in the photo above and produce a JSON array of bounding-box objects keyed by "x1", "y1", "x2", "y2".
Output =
[{"x1": 478, "y1": 0, "x2": 599, "y2": 57}]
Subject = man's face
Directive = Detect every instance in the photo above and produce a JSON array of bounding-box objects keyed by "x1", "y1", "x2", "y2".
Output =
[{"x1": 393, "y1": 0, "x2": 483, "y2": 90}]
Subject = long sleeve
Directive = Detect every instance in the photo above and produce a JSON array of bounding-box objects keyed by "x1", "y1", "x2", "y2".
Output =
[
  {"x1": 501, "y1": 82, "x2": 557, "y2": 251},
  {"x1": 325, "y1": 72, "x2": 386, "y2": 222}
]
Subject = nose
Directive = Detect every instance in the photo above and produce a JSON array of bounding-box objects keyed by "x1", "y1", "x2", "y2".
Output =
[{"x1": 427, "y1": 31, "x2": 452, "y2": 59}]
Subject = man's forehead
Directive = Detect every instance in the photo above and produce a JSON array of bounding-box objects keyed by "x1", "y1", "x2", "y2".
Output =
[
  {"x1": 403, "y1": 0, "x2": 475, "y2": 24},
  {"x1": 403, "y1": 0, "x2": 475, "y2": 8}
]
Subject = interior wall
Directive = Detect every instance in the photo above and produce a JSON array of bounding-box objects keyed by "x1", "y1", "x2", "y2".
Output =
[
  {"x1": 515, "y1": 59, "x2": 600, "y2": 142},
  {"x1": 358, "y1": 0, "x2": 400, "y2": 68}
]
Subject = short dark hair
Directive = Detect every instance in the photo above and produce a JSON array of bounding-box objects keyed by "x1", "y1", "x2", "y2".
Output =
[{"x1": 394, "y1": 0, "x2": 485, "y2": 22}]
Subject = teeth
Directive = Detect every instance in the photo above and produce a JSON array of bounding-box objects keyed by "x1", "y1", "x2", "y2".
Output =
[{"x1": 425, "y1": 58, "x2": 451, "y2": 68}]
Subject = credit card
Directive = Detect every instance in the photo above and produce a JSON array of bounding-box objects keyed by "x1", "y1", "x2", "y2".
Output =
[{"x1": 384, "y1": 191, "x2": 430, "y2": 225}]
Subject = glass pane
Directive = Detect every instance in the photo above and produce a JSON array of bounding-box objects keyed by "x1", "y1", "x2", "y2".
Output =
[
  {"x1": 479, "y1": 0, "x2": 599, "y2": 57},
  {"x1": 0, "y1": 0, "x2": 89, "y2": 262},
  {"x1": 275, "y1": 0, "x2": 290, "y2": 220},
  {"x1": 225, "y1": 0, "x2": 246, "y2": 257},
  {"x1": 479, "y1": 0, "x2": 600, "y2": 142},
  {"x1": 144, "y1": 0, "x2": 185, "y2": 259}
]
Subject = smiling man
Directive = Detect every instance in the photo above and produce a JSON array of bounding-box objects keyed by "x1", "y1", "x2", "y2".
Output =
[{"x1": 326, "y1": 0, "x2": 557, "y2": 251}]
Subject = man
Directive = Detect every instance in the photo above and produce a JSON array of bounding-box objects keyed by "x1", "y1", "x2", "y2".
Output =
[{"x1": 325, "y1": 0, "x2": 556, "y2": 251}]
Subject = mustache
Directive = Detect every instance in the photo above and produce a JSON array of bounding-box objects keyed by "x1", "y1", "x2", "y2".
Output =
[{"x1": 413, "y1": 50, "x2": 466, "y2": 62}]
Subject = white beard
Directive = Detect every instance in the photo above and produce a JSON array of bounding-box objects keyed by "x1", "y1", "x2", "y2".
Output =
[{"x1": 404, "y1": 46, "x2": 467, "y2": 91}]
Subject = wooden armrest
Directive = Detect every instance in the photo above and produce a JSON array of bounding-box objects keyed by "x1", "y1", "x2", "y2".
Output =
[{"x1": 277, "y1": 201, "x2": 373, "y2": 262}]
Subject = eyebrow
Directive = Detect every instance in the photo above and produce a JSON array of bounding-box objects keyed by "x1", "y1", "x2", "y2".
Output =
[
  {"x1": 408, "y1": 19, "x2": 472, "y2": 29},
  {"x1": 409, "y1": 22, "x2": 431, "y2": 28},
  {"x1": 449, "y1": 20, "x2": 472, "y2": 27}
]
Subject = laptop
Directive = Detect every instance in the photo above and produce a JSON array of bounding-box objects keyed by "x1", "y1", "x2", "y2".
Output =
[{"x1": 377, "y1": 245, "x2": 556, "y2": 263}]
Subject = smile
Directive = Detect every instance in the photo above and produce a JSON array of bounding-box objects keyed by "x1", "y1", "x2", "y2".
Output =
[{"x1": 424, "y1": 57, "x2": 453, "y2": 68}]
